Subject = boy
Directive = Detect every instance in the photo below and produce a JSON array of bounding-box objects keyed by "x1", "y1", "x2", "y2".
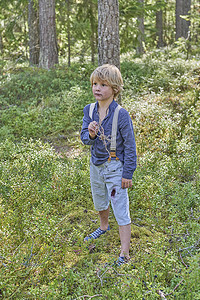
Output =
[{"x1": 81, "y1": 64, "x2": 137, "y2": 265}]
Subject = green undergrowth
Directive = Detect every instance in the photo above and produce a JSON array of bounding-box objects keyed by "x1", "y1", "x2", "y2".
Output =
[
  {"x1": 0, "y1": 51, "x2": 200, "y2": 299},
  {"x1": 0, "y1": 139, "x2": 199, "y2": 299},
  {"x1": 0, "y1": 63, "x2": 95, "y2": 143},
  {"x1": 0, "y1": 52, "x2": 199, "y2": 145}
]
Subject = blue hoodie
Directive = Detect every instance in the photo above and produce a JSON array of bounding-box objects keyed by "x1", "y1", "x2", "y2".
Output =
[{"x1": 81, "y1": 100, "x2": 137, "y2": 179}]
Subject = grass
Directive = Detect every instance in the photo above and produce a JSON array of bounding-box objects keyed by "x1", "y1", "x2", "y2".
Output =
[{"x1": 0, "y1": 50, "x2": 200, "y2": 299}]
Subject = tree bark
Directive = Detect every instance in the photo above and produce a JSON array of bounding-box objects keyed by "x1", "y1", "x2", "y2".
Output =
[
  {"x1": 98, "y1": 0, "x2": 120, "y2": 69},
  {"x1": 89, "y1": 0, "x2": 96, "y2": 64},
  {"x1": 136, "y1": 0, "x2": 144, "y2": 55},
  {"x1": 28, "y1": 0, "x2": 40, "y2": 66},
  {"x1": 176, "y1": 0, "x2": 191, "y2": 40},
  {"x1": 66, "y1": 0, "x2": 71, "y2": 67},
  {"x1": 0, "y1": 33, "x2": 3, "y2": 55},
  {"x1": 156, "y1": 4, "x2": 164, "y2": 48},
  {"x1": 39, "y1": 0, "x2": 58, "y2": 69}
]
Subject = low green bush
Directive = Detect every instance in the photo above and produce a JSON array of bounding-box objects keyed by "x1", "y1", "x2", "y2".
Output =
[
  {"x1": 0, "y1": 51, "x2": 199, "y2": 299},
  {"x1": 0, "y1": 138, "x2": 199, "y2": 299}
]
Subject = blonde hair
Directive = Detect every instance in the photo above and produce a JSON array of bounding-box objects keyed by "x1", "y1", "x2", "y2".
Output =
[{"x1": 90, "y1": 64, "x2": 123, "y2": 98}]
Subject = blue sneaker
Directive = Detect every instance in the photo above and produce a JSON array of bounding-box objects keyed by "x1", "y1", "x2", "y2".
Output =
[
  {"x1": 84, "y1": 225, "x2": 110, "y2": 241},
  {"x1": 115, "y1": 256, "x2": 125, "y2": 266}
]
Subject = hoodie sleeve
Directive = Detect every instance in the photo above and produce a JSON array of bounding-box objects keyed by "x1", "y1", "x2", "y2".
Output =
[{"x1": 118, "y1": 108, "x2": 137, "y2": 179}]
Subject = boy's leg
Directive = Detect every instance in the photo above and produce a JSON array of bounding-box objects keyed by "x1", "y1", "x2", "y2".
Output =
[
  {"x1": 84, "y1": 206, "x2": 110, "y2": 241},
  {"x1": 99, "y1": 206, "x2": 110, "y2": 231},
  {"x1": 104, "y1": 160, "x2": 131, "y2": 261},
  {"x1": 119, "y1": 224, "x2": 131, "y2": 259}
]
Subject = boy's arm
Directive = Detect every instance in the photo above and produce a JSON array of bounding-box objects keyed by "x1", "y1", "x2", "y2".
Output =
[
  {"x1": 118, "y1": 109, "x2": 137, "y2": 181},
  {"x1": 81, "y1": 105, "x2": 97, "y2": 145}
]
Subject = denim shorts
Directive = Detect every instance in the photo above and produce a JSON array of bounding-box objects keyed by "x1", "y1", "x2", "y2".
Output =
[{"x1": 90, "y1": 159, "x2": 131, "y2": 226}]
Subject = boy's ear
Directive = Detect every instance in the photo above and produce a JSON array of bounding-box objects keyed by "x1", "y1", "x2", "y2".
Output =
[{"x1": 113, "y1": 87, "x2": 119, "y2": 95}]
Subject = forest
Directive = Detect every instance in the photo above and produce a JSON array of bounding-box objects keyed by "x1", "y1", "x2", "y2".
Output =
[{"x1": 0, "y1": 0, "x2": 200, "y2": 299}]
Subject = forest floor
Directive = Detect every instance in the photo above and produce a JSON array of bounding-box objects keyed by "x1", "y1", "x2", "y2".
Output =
[{"x1": 0, "y1": 50, "x2": 200, "y2": 299}]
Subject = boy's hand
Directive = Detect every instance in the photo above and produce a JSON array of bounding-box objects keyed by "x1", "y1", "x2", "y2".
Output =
[
  {"x1": 88, "y1": 121, "x2": 98, "y2": 139},
  {"x1": 122, "y1": 178, "x2": 132, "y2": 189}
]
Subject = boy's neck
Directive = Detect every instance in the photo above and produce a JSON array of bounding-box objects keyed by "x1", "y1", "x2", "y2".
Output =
[{"x1": 98, "y1": 98, "x2": 114, "y2": 111}]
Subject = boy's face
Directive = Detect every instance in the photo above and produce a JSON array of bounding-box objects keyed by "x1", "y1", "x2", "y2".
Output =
[{"x1": 92, "y1": 78, "x2": 114, "y2": 103}]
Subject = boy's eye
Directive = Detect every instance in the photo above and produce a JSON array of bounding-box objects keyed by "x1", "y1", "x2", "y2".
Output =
[{"x1": 93, "y1": 82, "x2": 107, "y2": 87}]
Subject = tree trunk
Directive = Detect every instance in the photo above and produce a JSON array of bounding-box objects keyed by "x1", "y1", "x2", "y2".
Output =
[
  {"x1": 39, "y1": 0, "x2": 58, "y2": 69},
  {"x1": 156, "y1": 4, "x2": 164, "y2": 48},
  {"x1": 136, "y1": 0, "x2": 144, "y2": 55},
  {"x1": 28, "y1": 0, "x2": 39, "y2": 65},
  {"x1": 66, "y1": 0, "x2": 71, "y2": 67},
  {"x1": 176, "y1": 0, "x2": 191, "y2": 40},
  {"x1": 89, "y1": 0, "x2": 96, "y2": 64},
  {"x1": 0, "y1": 33, "x2": 3, "y2": 55},
  {"x1": 182, "y1": 0, "x2": 191, "y2": 39},
  {"x1": 98, "y1": 0, "x2": 120, "y2": 69}
]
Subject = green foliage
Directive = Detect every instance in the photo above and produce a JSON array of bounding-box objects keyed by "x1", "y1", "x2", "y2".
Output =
[
  {"x1": 0, "y1": 64, "x2": 94, "y2": 141},
  {"x1": 0, "y1": 0, "x2": 28, "y2": 59},
  {"x1": 1, "y1": 0, "x2": 199, "y2": 64},
  {"x1": 0, "y1": 51, "x2": 200, "y2": 299}
]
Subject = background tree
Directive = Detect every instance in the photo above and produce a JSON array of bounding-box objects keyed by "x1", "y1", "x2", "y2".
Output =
[
  {"x1": 28, "y1": 0, "x2": 40, "y2": 65},
  {"x1": 119, "y1": 1, "x2": 137, "y2": 55},
  {"x1": 0, "y1": 32, "x2": 3, "y2": 55},
  {"x1": 0, "y1": 0, "x2": 200, "y2": 65},
  {"x1": 156, "y1": 0, "x2": 164, "y2": 48},
  {"x1": 176, "y1": 0, "x2": 191, "y2": 40},
  {"x1": 162, "y1": 0, "x2": 176, "y2": 44},
  {"x1": 191, "y1": 0, "x2": 200, "y2": 44},
  {"x1": 66, "y1": 0, "x2": 71, "y2": 66},
  {"x1": 39, "y1": 0, "x2": 58, "y2": 69},
  {"x1": 98, "y1": 0, "x2": 120, "y2": 69},
  {"x1": 0, "y1": 0, "x2": 28, "y2": 59},
  {"x1": 74, "y1": 0, "x2": 98, "y2": 64},
  {"x1": 136, "y1": 0, "x2": 144, "y2": 54},
  {"x1": 88, "y1": 0, "x2": 97, "y2": 64},
  {"x1": 56, "y1": 0, "x2": 73, "y2": 66}
]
